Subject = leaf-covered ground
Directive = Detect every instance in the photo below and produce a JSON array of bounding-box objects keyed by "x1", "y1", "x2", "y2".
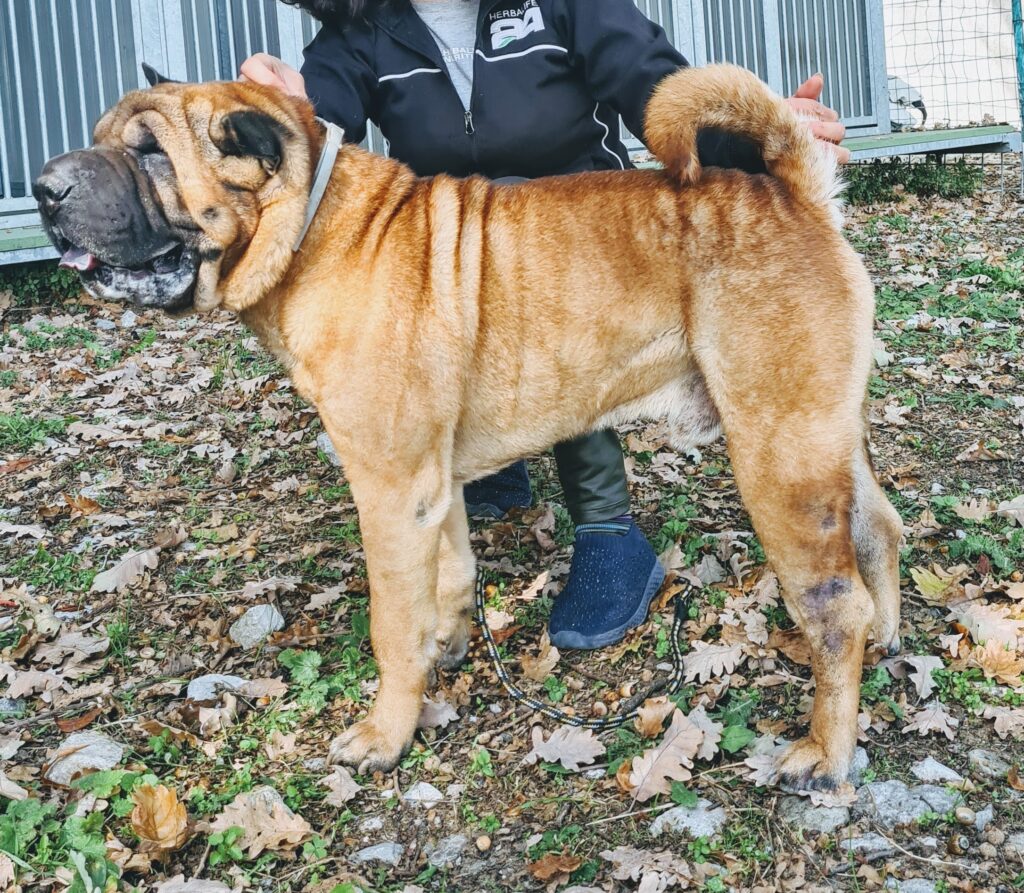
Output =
[{"x1": 2, "y1": 164, "x2": 1024, "y2": 893}]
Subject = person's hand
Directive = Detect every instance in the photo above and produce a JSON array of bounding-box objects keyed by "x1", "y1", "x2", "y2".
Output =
[
  {"x1": 786, "y1": 74, "x2": 851, "y2": 164},
  {"x1": 239, "y1": 53, "x2": 307, "y2": 98}
]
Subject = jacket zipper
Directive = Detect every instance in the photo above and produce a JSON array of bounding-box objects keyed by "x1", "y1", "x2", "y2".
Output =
[{"x1": 464, "y1": 110, "x2": 475, "y2": 135}]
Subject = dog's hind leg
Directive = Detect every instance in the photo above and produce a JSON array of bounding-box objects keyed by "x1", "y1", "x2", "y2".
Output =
[
  {"x1": 852, "y1": 447, "x2": 903, "y2": 656},
  {"x1": 435, "y1": 486, "x2": 476, "y2": 670},
  {"x1": 327, "y1": 464, "x2": 444, "y2": 774},
  {"x1": 724, "y1": 422, "x2": 874, "y2": 790}
]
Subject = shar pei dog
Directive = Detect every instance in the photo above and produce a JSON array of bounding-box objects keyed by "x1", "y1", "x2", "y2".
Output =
[{"x1": 34, "y1": 62, "x2": 902, "y2": 790}]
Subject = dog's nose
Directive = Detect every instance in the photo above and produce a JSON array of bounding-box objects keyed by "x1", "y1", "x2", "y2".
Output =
[{"x1": 33, "y1": 158, "x2": 80, "y2": 215}]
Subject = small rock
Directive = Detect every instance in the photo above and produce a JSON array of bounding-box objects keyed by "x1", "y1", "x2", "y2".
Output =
[
  {"x1": 302, "y1": 757, "x2": 327, "y2": 772},
  {"x1": 427, "y1": 835, "x2": 467, "y2": 867},
  {"x1": 120, "y1": 309, "x2": 138, "y2": 328},
  {"x1": 840, "y1": 832, "x2": 896, "y2": 861},
  {"x1": 352, "y1": 842, "x2": 403, "y2": 866},
  {"x1": 918, "y1": 836, "x2": 938, "y2": 852},
  {"x1": 229, "y1": 604, "x2": 285, "y2": 649},
  {"x1": 911, "y1": 757, "x2": 962, "y2": 784},
  {"x1": 317, "y1": 433, "x2": 341, "y2": 467},
  {"x1": 44, "y1": 731, "x2": 125, "y2": 785},
  {"x1": 848, "y1": 747, "x2": 870, "y2": 786},
  {"x1": 475, "y1": 835, "x2": 491, "y2": 852},
  {"x1": 979, "y1": 843, "x2": 998, "y2": 859},
  {"x1": 852, "y1": 781, "x2": 960, "y2": 829},
  {"x1": 974, "y1": 805, "x2": 993, "y2": 832},
  {"x1": 778, "y1": 795, "x2": 850, "y2": 834},
  {"x1": 359, "y1": 817, "x2": 384, "y2": 833},
  {"x1": 186, "y1": 674, "x2": 246, "y2": 702},
  {"x1": 0, "y1": 697, "x2": 25, "y2": 716},
  {"x1": 649, "y1": 798, "x2": 727, "y2": 838},
  {"x1": 884, "y1": 879, "x2": 938, "y2": 893},
  {"x1": 986, "y1": 827, "x2": 1005, "y2": 846},
  {"x1": 95, "y1": 319, "x2": 116, "y2": 331},
  {"x1": 967, "y1": 748, "x2": 1011, "y2": 780},
  {"x1": 1006, "y1": 832, "x2": 1024, "y2": 856},
  {"x1": 955, "y1": 806, "x2": 976, "y2": 826},
  {"x1": 403, "y1": 781, "x2": 443, "y2": 808},
  {"x1": 445, "y1": 783, "x2": 466, "y2": 802}
]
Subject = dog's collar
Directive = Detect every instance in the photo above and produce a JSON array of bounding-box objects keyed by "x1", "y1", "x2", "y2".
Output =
[{"x1": 293, "y1": 117, "x2": 345, "y2": 252}]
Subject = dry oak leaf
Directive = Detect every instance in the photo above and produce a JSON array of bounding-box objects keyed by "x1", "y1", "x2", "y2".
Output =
[
  {"x1": 909, "y1": 566, "x2": 960, "y2": 604},
  {"x1": 902, "y1": 655, "x2": 945, "y2": 700},
  {"x1": 521, "y1": 632, "x2": 560, "y2": 682},
  {"x1": 767, "y1": 627, "x2": 812, "y2": 666},
  {"x1": 320, "y1": 766, "x2": 361, "y2": 807},
  {"x1": 44, "y1": 730, "x2": 125, "y2": 785},
  {"x1": 418, "y1": 695, "x2": 459, "y2": 730},
  {"x1": 131, "y1": 784, "x2": 190, "y2": 856},
  {"x1": 950, "y1": 602, "x2": 1023, "y2": 649},
  {"x1": 91, "y1": 546, "x2": 160, "y2": 593},
  {"x1": 153, "y1": 877, "x2": 232, "y2": 893},
  {"x1": 601, "y1": 845, "x2": 696, "y2": 890},
  {"x1": 0, "y1": 770, "x2": 28, "y2": 801},
  {"x1": 687, "y1": 705, "x2": 724, "y2": 761},
  {"x1": 627, "y1": 709, "x2": 703, "y2": 802},
  {"x1": 528, "y1": 851, "x2": 582, "y2": 884},
  {"x1": 982, "y1": 704, "x2": 1024, "y2": 739},
  {"x1": 952, "y1": 498, "x2": 995, "y2": 522},
  {"x1": 635, "y1": 696, "x2": 676, "y2": 738},
  {"x1": 208, "y1": 786, "x2": 312, "y2": 858},
  {"x1": 902, "y1": 701, "x2": 959, "y2": 740},
  {"x1": 955, "y1": 439, "x2": 1005, "y2": 462},
  {"x1": 966, "y1": 640, "x2": 1024, "y2": 687},
  {"x1": 996, "y1": 495, "x2": 1024, "y2": 526},
  {"x1": 523, "y1": 725, "x2": 606, "y2": 772},
  {"x1": 683, "y1": 640, "x2": 745, "y2": 683}
]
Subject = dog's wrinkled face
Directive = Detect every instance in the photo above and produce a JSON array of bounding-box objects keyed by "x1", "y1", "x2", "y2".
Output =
[{"x1": 34, "y1": 68, "x2": 317, "y2": 313}]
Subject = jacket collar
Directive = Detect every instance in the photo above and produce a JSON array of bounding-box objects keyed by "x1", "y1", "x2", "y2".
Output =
[{"x1": 372, "y1": 0, "x2": 507, "y2": 63}]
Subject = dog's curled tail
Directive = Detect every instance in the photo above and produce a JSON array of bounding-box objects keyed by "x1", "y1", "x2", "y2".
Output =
[{"x1": 644, "y1": 64, "x2": 842, "y2": 219}]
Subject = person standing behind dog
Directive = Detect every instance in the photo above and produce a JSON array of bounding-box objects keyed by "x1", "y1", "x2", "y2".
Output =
[{"x1": 241, "y1": 0, "x2": 848, "y2": 652}]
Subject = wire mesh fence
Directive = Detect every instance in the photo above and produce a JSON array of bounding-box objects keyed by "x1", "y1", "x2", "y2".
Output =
[{"x1": 884, "y1": 0, "x2": 1023, "y2": 130}]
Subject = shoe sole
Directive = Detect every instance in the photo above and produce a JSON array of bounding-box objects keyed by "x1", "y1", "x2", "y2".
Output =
[{"x1": 548, "y1": 559, "x2": 667, "y2": 651}]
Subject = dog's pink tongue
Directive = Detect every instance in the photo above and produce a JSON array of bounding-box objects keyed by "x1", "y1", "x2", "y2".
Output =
[{"x1": 59, "y1": 247, "x2": 99, "y2": 271}]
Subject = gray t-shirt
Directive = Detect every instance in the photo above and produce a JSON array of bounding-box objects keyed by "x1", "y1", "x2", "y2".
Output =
[{"x1": 411, "y1": 0, "x2": 480, "y2": 110}]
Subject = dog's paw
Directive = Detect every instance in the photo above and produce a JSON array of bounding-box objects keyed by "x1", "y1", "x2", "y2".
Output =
[
  {"x1": 777, "y1": 737, "x2": 849, "y2": 792},
  {"x1": 328, "y1": 718, "x2": 410, "y2": 774},
  {"x1": 435, "y1": 616, "x2": 470, "y2": 671}
]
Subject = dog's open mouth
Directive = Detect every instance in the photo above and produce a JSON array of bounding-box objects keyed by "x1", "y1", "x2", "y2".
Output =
[{"x1": 56, "y1": 238, "x2": 199, "y2": 311}]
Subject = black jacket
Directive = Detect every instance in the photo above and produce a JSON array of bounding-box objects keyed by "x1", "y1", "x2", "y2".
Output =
[{"x1": 300, "y1": 0, "x2": 688, "y2": 178}]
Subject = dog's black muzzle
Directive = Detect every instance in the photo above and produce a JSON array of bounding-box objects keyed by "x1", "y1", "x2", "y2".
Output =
[{"x1": 34, "y1": 147, "x2": 198, "y2": 311}]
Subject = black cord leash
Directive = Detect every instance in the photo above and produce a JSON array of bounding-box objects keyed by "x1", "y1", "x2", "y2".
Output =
[{"x1": 474, "y1": 568, "x2": 694, "y2": 730}]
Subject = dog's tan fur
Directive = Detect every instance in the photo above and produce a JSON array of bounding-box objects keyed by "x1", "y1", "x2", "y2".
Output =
[{"x1": 88, "y1": 64, "x2": 902, "y2": 787}]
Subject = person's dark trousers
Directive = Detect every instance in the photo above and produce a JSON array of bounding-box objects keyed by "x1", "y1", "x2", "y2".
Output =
[{"x1": 554, "y1": 429, "x2": 631, "y2": 524}]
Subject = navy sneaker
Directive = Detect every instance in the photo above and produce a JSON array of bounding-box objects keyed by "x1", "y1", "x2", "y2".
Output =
[
  {"x1": 548, "y1": 520, "x2": 665, "y2": 650},
  {"x1": 464, "y1": 460, "x2": 532, "y2": 519}
]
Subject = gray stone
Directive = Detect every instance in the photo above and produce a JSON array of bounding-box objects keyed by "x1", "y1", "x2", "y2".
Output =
[
  {"x1": 95, "y1": 319, "x2": 116, "y2": 331},
  {"x1": 403, "y1": 781, "x2": 443, "y2": 808},
  {"x1": 852, "y1": 781, "x2": 961, "y2": 828},
  {"x1": 1007, "y1": 832, "x2": 1024, "y2": 856},
  {"x1": 778, "y1": 795, "x2": 850, "y2": 834},
  {"x1": 120, "y1": 310, "x2": 138, "y2": 328},
  {"x1": 840, "y1": 832, "x2": 896, "y2": 861},
  {"x1": 317, "y1": 433, "x2": 341, "y2": 467},
  {"x1": 848, "y1": 747, "x2": 869, "y2": 786},
  {"x1": 0, "y1": 697, "x2": 25, "y2": 716},
  {"x1": 228, "y1": 604, "x2": 285, "y2": 649},
  {"x1": 918, "y1": 837, "x2": 938, "y2": 852},
  {"x1": 967, "y1": 748, "x2": 1011, "y2": 780},
  {"x1": 911, "y1": 757, "x2": 962, "y2": 784},
  {"x1": 427, "y1": 835, "x2": 468, "y2": 868},
  {"x1": 352, "y1": 842, "x2": 403, "y2": 867},
  {"x1": 359, "y1": 817, "x2": 384, "y2": 833},
  {"x1": 186, "y1": 674, "x2": 246, "y2": 702},
  {"x1": 974, "y1": 805, "x2": 994, "y2": 833},
  {"x1": 885, "y1": 879, "x2": 938, "y2": 893},
  {"x1": 649, "y1": 798, "x2": 727, "y2": 839}
]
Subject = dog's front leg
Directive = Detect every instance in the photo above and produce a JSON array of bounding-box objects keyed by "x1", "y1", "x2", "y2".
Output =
[{"x1": 327, "y1": 477, "x2": 442, "y2": 774}]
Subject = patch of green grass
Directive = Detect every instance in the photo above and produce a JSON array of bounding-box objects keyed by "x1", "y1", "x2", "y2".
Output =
[
  {"x1": 0, "y1": 411, "x2": 67, "y2": 451},
  {"x1": 0, "y1": 261, "x2": 81, "y2": 306},
  {"x1": 5, "y1": 546, "x2": 95, "y2": 592},
  {"x1": 0, "y1": 370, "x2": 17, "y2": 388},
  {"x1": 846, "y1": 157, "x2": 983, "y2": 205}
]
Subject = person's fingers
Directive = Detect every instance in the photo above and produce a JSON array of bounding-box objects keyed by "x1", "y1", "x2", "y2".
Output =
[
  {"x1": 809, "y1": 119, "x2": 846, "y2": 144},
  {"x1": 793, "y1": 72, "x2": 824, "y2": 101},
  {"x1": 787, "y1": 97, "x2": 839, "y2": 122},
  {"x1": 239, "y1": 54, "x2": 285, "y2": 89},
  {"x1": 821, "y1": 141, "x2": 852, "y2": 164}
]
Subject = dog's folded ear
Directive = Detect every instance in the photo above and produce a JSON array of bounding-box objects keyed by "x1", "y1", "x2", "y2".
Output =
[
  {"x1": 213, "y1": 111, "x2": 290, "y2": 175},
  {"x1": 142, "y1": 63, "x2": 180, "y2": 87}
]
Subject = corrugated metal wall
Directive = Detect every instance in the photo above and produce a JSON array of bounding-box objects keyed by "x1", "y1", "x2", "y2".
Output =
[{"x1": 0, "y1": 0, "x2": 895, "y2": 228}]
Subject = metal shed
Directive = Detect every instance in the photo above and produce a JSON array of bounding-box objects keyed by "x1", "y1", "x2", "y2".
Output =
[{"x1": 2, "y1": 0, "x2": 1022, "y2": 264}]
